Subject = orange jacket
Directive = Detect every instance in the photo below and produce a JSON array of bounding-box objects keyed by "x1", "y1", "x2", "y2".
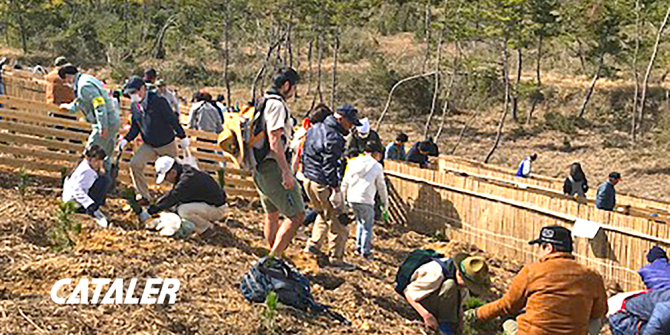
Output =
[
  {"x1": 477, "y1": 252, "x2": 607, "y2": 335},
  {"x1": 45, "y1": 68, "x2": 75, "y2": 105}
]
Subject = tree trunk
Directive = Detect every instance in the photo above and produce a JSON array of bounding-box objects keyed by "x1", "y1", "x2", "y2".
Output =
[
  {"x1": 631, "y1": 0, "x2": 641, "y2": 141},
  {"x1": 528, "y1": 34, "x2": 543, "y2": 124},
  {"x1": 251, "y1": 36, "x2": 284, "y2": 101},
  {"x1": 485, "y1": 38, "x2": 511, "y2": 164},
  {"x1": 287, "y1": 12, "x2": 293, "y2": 68},
  {"x1": 424, "y1": 35, "x2": 443, "y2": 137},
  {"x1": 421, "y1": 0, "x2": 432, "y2": 73},
  {"x1": 577, "y1": 54, "x2": 603, "y2": 119},
  {"x1": 436, "y1": 50, "x2": 459, "y2": 141},
  {"x1": 576, "y1": 39, "x2": 588, "y2": 76},
  {"x1": 638, "y1": 4, "x2": 670, "y2": 134},
  {"x1": 331, "y1": 29, "x2": 340, "y2": 113},
  {"x1": 306, "y1": 38, "x2": 314, "y2": 111},
  {"x1": 511, "y1": 46, "x2": 522, "y2": 122},
  {"x1": 223, "y1": 0, "x2": 232, "y2": 107},
  {"x1": 313, "y1": 33, "x2": 324, "y2": 108},
  {"x1": 376, "y1": 71, "x2": 438, "y2": 131}
]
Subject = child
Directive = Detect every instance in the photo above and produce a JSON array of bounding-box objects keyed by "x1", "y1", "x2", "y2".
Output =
[
  {"x1": 62, "y1": 145, "x2": 111, "y2": 227},
  {"x1": 342, "y1": 142, "x2": 388, "y2": 259}
]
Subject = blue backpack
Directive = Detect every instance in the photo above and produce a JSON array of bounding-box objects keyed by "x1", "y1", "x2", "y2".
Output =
[{"x1": 240, "y1": 257, "x2": 349, "y2": 324}]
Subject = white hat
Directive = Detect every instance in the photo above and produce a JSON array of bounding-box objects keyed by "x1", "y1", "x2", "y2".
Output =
[
  {"x1": 155, "y1": 156, "x2": 176, "y2": 184},
  {"x1": 356, "y1": 118, "x2": 370, "y2": 135}
]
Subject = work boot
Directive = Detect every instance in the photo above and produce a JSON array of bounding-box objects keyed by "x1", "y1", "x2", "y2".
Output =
[
  {"x1": 329, "y1": 258, "x2": 355, "y2": 271},
  {"x1": 303, "y1": 244, "x2": 320, "y2": 256}
]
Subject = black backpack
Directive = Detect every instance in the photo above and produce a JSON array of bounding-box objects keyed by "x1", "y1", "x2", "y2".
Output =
[
  {"x1": 240, "y1": 257, "x2": 349, "y2": 324},
  {"x1": 395, "y1": 249, "x2": 456, "y2": 296},
  {"x1": 249, "y1": 96, "x2": 292, "y2": 167}
]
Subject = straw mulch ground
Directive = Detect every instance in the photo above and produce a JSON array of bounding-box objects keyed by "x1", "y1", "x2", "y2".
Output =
[{"x1": 0, "y1": 169, "x2": 607, "y2": 335}]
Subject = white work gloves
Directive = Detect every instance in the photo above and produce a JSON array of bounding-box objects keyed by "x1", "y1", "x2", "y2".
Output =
[
  {"x1": 59, "y1": 102, "x2": 75, "y2": 112},
  {"x1": 329, "y1": 188, "x2": 346, "y2": 213},
  {"x1": 178, "y1": 137, "x2": 190, "y2": 149},
  {"x1": 118, "y1": 138, "x2": 128, "y2": 152}
]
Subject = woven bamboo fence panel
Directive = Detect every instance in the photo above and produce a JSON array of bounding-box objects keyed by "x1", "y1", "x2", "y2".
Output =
[
  {"x1": 0, "y1": 95, "x2": 256, "y2": 198},
  {"x1": 385, "y1": 160, "x2": 670, "y2": 291},
  {"x1": 438, "y1": 155, "x2": 670, "y2": 214}
]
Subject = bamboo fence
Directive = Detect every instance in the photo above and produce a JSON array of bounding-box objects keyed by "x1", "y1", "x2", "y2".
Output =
[
  {"x1": 386, "y1": 160, "x2": 670, "y2": 291},
  {"x1": 0, "y1": 95, "x2": 256, "y2": 198}
]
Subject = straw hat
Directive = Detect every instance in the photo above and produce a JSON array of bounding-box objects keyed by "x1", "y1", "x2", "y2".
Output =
[{"x1": 453, "y1": 252, "x2": 490, "y2": 296}]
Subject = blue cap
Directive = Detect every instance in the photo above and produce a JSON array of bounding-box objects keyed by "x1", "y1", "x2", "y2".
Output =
[
  {"x1": 336, "y1": 104, "x2": 362, "y2": 126},
  {"x1": 123, "y1": 76, "x2": 145, "y2": 95}
]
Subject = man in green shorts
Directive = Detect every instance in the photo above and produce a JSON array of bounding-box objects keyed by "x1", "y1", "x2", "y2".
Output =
[{"x1": 253, "y1": 68, "x2": 305, "y2": 258}]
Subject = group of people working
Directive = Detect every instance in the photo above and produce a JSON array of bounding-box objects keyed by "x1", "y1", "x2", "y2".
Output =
[
  {"x1": 45, "y1": 57, "x2": 226, "y2": 235},
  {"x1": 515, "y1": 153, "x2": 624, "y2": 211},
  {"x1": 42, "y1": 58, "x2": 670, "y2": 334}
]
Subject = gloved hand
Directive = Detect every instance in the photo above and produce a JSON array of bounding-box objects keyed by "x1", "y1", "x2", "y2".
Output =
[
  {"x1": 329, "y1": 188, "x2": 345, "y2": 213},
  {"x1": 463, "y1": 309, "x2": 478, "y2": 326},
  {"x1": 147, "y1": 204, "x2": 161, "y2": 215},
  {"x1": 59, "y1": 102, "x2": 75, "y2": 112},
  {"x1": 138, "y1": 209, "x2": 151, "y2": 224},
  {"x1": 179, "y1": 137, "x2": 190, "y2": 149},
  {"x1": 118, "y1": 138, "x2": 128, "y2": 151}
]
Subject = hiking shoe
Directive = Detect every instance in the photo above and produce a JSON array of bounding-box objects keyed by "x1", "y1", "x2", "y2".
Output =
[
  {"x1": 303, "y1": 245, "x2": 320, "y2": 256},
  {"x1": 329, "y1": 259, "x2": 355, "y2": 271},
  {"x1": 93, "y1": 210, "x2": 108, "y2": 228}
]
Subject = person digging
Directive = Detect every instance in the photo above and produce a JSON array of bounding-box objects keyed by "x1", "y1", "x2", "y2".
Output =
[
  {"x1": 401, "y1": 252, "x2": 490, "y2": 335},
  {"x1": 143, "y1": 156, "x2": 227, "y2": 237}
]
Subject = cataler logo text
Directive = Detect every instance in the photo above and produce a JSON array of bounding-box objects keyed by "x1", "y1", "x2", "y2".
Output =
[{"x1": 50, "y1": 278, "x2": 180, "y2": 305}]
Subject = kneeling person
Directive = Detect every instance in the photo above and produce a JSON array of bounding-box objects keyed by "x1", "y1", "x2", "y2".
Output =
[
  {"x1": 147, "y1": 156, "x2": 227, "y2": 235},
  {"x1": 62, "y1": 145, "x2": 111, "y2": 227}
]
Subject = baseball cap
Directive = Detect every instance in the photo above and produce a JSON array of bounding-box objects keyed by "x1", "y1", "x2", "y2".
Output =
[
  {"x1": 528, "y1": 225, "x2": 573, "y2": 251},
  {"x1": 155, "y1": 156, "x2": 176, "y2": 184},
  {"x1": 123, "y1": 76, "x2": 145, "y2": 95},
  {"x1": 54, "y1": 56, "x2": 68, "y2": 67},
  {"x1": 609, "y1": 172, "x2": 622, "y2": 180},
  {"x1": 336, "y1": 104, "x2": 362, "y2": 126}
]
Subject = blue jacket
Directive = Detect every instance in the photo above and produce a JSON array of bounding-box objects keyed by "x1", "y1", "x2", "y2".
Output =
[
  {"x1": 639, "y1": 259, "x2": 670, "y2": 290},
  {"x1": 406, "y1": 147, "x2": 428, "y2": 168},
  {"x1": 124, "y1": 91, "x2": 186, "y2": 148},
  {"x1": 609, "y1": 289, "x2": 670, "y2": 335},
  {"x1": 302, "y1": 115, "x2": 346, "y2": 187},
  {"x1": 386, "y1": 142, "x2": 406, "y2": 161},
  {"x1": 595, "y1": 181, "x2": 616, "y2": 211}
]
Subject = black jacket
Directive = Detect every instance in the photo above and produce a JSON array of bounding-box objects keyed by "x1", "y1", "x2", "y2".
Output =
[
  {"x1": 406, "y1": 147, "x2": 429, "y2": 168},
  {"x1": 125, "y1": 91, "x2": 186, "y2": 148},
  {"x1": 150, "y1": 165, "x2": 227, "y2": 214},
  {"x1": 302, "y1": 115, "x2": 347, "y2": 187},
  {"x1": 345, "y1": 130, "x2": 382, "y2": 158}
]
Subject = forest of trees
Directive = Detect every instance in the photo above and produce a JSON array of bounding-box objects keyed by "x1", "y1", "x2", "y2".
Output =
[{"x1": 3, "y1": 0, "x2": 670, "y2": 150}]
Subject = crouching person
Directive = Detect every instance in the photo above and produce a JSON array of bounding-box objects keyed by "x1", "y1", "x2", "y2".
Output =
[
  {"x1": 397, "y1": 250, "x2": 490, "y2": 335},
  {"x1": 147, "y1": 156, "x2": 227, "y2": 236},
  {"x1": 608, "y1": 289, "x2": 670, "y2": 335},
  {"x1": 62, "y1": 145, "x2": 111, "y2": 228}
]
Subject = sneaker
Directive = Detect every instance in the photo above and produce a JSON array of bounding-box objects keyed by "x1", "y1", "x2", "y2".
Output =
[
  {"x1": 303, "y1": 245, "x2": 320, "y2": 255},
  {"x1": 329, "y1": 259, "x2": 355, "y2": 271},
  {"x1": 93, "y1": 210, "x2": 108, "y2": 228}
]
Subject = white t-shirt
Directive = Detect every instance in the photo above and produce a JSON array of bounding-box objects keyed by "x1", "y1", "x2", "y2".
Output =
[{"x1": 263, "y1": 94, "x2": 294, "y2": 158}]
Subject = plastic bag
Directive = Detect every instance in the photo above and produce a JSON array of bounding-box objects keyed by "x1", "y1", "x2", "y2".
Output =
[{"x1": 181, "y1": 147, "x2": 199, "y2": 170}]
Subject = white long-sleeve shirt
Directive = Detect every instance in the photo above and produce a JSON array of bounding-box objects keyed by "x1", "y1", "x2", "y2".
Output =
[
  {"x1": 341, "y1": 154, "x2": 388, "y2": 208},
  {"x1": 62, "y1": 159, "x2": 99, "y2": 209}
]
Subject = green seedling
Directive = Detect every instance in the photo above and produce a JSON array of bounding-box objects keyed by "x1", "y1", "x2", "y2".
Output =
[
  {"x1": 262, "y1": 291, "x2": 279, "y2": 333},
  {"x1": 50, "y1": 201, "x2": 81, "y2": 251}
]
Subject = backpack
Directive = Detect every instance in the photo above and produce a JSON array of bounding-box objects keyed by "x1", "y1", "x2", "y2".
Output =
[
  {"x1": 240, "y1": 257, "x2": 349, "y2": 324},
  {"x1": 217, "y1": 96, "x2": 285, "y2": 170},
  {"x1": 395, "y1": 249, "x2": 456, "y2": 296}
]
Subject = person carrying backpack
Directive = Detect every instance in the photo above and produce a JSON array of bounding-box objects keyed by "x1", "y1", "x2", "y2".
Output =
[
  {"x1": 252, "y1": 68, "x2": 306, "y2": 259},
  {"x1": 342, "y1": 141, "x2": 388, "y2": 259},
  {"x1": 397, "y1": 249, "x2": 490, "y2": 335}
]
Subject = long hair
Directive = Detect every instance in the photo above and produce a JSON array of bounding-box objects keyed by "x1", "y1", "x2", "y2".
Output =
[{"x1": 569, "y1": 162, "x2": 586, "y2": 182}]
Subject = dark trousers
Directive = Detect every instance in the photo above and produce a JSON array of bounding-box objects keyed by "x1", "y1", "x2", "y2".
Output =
[{"x1": 77, "y1": 175, "x2": 110, "y2": 214}]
